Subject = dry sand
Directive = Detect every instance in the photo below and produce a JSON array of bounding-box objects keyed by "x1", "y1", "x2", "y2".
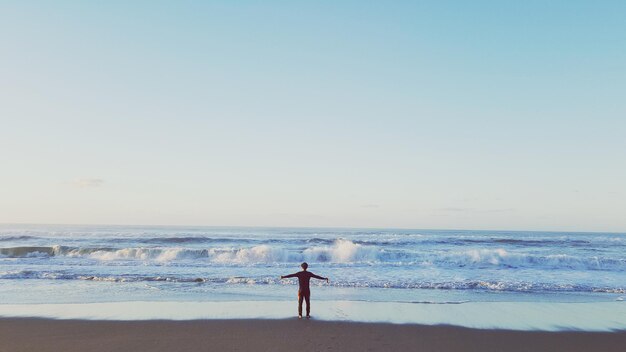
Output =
[{"x1": 1, "y1": 318, "x2": 625, "y2": 352}]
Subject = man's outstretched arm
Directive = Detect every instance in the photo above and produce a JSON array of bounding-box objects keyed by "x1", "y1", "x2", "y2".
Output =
[
  {"x1": 310, "y1": 273, "x2": 329, "y2": 282},
  {"x1": 280, "y1": 273, "x2": 298, "y2": 279}
]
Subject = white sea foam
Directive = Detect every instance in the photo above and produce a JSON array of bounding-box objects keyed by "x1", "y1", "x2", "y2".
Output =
[
  {"x1": 303, "y1": 239, "x2": 380, "y2": 263},
  {"x1": 1, "y1": 242, "x2": 625, "y2": 271},
  {"x1": 434, "y1": 248, "x2": 623, "y2": 270},
  {"x1": 208, "y1": 245, "x2": 290, "y2": 264}
]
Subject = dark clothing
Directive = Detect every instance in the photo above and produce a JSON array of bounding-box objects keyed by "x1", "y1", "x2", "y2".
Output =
[
  {"x1": 283, "y1": 270, "x2": 326, "y2": 316},
  {"x1": 282, "y1": 271, "x2": 326, "y2": 294}
]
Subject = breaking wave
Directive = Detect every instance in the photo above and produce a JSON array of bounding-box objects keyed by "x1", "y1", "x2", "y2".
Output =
[{"x1": 1, "y1": 241, "x2": 625, "y2": 271}]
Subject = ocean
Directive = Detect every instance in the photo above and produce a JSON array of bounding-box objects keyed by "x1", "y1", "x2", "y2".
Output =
[
  {"x1": 2, "y1": 224, "x2": 626, "y2": 330},
  {"x1": 1, "y1": 224, "x2": 624, "y2": 307}
]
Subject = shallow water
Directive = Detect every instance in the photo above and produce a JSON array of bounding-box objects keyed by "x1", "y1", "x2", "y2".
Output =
[{"x1": 1, "y1": 300, "x2": 625, "y2": 331}]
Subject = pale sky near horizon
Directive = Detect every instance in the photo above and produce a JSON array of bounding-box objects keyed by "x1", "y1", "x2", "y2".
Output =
[{"x1": 1, "y1": 1, "x2": 625, "y2": 232}]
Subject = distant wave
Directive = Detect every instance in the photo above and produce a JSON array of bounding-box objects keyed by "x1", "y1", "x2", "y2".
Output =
[
  {"x1": 0, "y1": 246, "x2": 58, "y2": 257},
  {"x1": 150, "y1": 235, "x2": 623, "y2": 248},
  {"x1": 0, "y1": 235, "x2": 38, "y2": 242},
  {"x1": 1, "y1": 233, "x2": 623, "y2": 248},
  {"x1": 1, "y1": 240, "x2": 625, "y2": 271},
  {"x1": 139, "y1": 237, "x2": 258, "y2": 244},
  {"x1": 457, "y1": 238, "x2": 593, "y2": 246}
]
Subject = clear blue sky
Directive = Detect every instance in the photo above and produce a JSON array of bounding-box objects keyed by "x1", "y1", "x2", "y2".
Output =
[{"x1": 1, "y1": 1, "x2": 625, "y2": 231}]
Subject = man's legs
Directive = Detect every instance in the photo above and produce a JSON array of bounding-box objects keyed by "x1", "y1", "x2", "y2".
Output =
[
  {"x1": 297, "y1": 291, "x2": 304, "y2": 317},
  {"x1": 304, "y1": 292, "x2": 311, "y2": 317}
]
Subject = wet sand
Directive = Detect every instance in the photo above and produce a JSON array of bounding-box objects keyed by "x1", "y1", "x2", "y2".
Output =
[{"x1": 1, "y1": 318, "x2": 625, "y2": 352}]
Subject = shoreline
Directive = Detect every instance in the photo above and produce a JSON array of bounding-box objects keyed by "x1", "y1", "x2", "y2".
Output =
[
  {"x1": 1, "y1": 318, "x2": 626, "y2": 352},
  {"x1": 1, "y1": 300, "x2": 625, "y2": 332}
]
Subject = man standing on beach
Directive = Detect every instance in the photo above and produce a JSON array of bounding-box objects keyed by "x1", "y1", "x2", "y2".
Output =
[{"x1": 280, "y1": 262, "x2": 329, "y2": 319}]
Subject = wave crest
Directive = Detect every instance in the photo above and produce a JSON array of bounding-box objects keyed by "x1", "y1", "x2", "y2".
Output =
[{"x1": 1, "y1": 242, "x2": 625, "y2": 271}]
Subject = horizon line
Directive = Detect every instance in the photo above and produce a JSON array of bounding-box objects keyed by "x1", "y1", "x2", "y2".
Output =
[{"x1": 0, "y1": 222, "x2": 623, "y2": 235}]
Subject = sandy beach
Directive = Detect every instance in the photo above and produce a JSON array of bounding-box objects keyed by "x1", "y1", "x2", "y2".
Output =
[{"x1": 1, "y1": 318, "x2": 625, "y2": 352}]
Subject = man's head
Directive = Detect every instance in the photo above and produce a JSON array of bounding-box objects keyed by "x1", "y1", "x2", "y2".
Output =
[{"x1": 301, "y1": 262, "x2": 308, "y2": 270}]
